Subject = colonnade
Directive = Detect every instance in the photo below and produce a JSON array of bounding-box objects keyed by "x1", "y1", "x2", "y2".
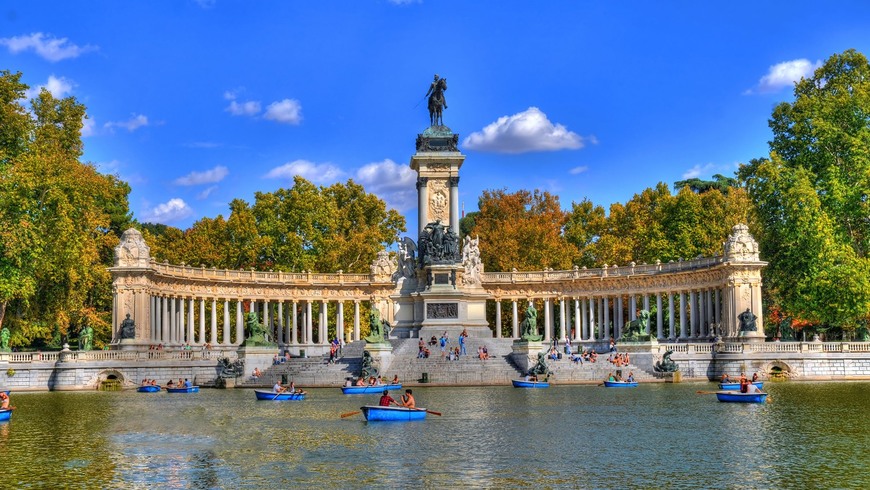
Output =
[
  {"x1": 146, "y1": 296, "x2": 364, "y2": 347},
  {"x1": 491, "y1": 287, "x2": 724, "y2": 342}
]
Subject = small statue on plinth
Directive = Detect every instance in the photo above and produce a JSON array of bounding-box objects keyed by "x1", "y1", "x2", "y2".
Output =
[
  {"x1": 119, "y1": 314, "x2": 136, "y2": 340},
  {"x1": 520, "y1": 303, "x2": 542, "y2": 342},
  {"x1": 738, "y1": 308, "x2": 757, "y2": 332},
  {"x1": 364, "y1": 309, "x2": 389, "y2": 344},
  {"x1": 622, "y1": 310, "x2": 651, "y2": 341},
  {"x1": 78, "y1": 326, "x2": 94, "y2": 351},
  {"x1": 529, "y1": 351, "x2": 552, "y2": 379}
]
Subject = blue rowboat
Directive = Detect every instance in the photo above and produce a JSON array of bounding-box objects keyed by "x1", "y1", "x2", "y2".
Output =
[
  {"x1": 166, "y1": 386, "x2": 199, "y2": 393},
  {"x1": 360, "y1": 405, "x2": 427, "y2": 421},
  {"x1": 254, "y1": 389, "x2": 306, "y2": 401},
  {"x1": 718, "y1": 381, "x2": 763, "y2": 390},
  {"x1": 137, "y1": 385, "x2": 162, "y2": 393},
  {"x1": 0, "y1": 408, "x2": 12, "y2": 422},
  {"x1": 603, "y1": 380, "x2": 638, "y2": 388},
  {"x1": 341, "y1": 383, "x2": 402, "y2": 394},
  {"x1": 512, "y1": 379, "x2": 549, "y2": 388},
  {"x1": 715, "y1": 391, "x2": 767, "y2": 403}
]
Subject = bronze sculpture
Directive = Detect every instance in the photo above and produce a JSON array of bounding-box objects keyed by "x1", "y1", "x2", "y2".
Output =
[{"x1": 426, "y1": 74, "x2": 447, "y2": 126}]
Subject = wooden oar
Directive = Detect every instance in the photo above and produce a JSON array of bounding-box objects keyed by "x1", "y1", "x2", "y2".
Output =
[
  {"x1": 272, "y1": 391, "x2": 283, "y2": 401},
  {"x1": 696, "y1": 390, "x2": 719, "y2": 394},
  {"x1": 340, "y1": 410, "x2": 361, "y2": 418},
  {"x1": 425, "y1": 409, "x2": 442, "y2": 416}
]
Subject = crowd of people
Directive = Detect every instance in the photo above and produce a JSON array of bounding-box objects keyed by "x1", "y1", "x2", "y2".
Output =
[{"x1": 608, "y1": 352, "x2": 630, "y2": 367}]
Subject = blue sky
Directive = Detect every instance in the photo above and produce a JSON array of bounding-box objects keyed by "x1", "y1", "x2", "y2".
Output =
[{"x1": 3, "y1": 1, "x2": 870, "y2": 235}]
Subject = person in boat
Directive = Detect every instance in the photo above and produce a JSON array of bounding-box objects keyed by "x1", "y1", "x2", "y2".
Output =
[
  {"x1": 751, "y1": 372, "x2": 759, "y2": 383},
  {"x1": 273, "y1": 381, "x2": 286, "y2": 394},
  {"x1": 745, "y1": 382, "x2": 762, "y2": 394},
  {"x1": 524, "y1": 374, "x2": 538, "y2": 382},
  {"x1": 0, "y1": 391, "x2": 10, "y2": 410},
  {"x1": 177, "y1": 378, "x2": 184, "y2": 388},
  {"x1": 401, "y1": 389, "x2": 416, "y2": 408},
  {"x1": 150, "y1": 379, "x2": 157, "y2": 386},
  {"x1": 627, "y1": 372, "x2": 635, "y2": 383},
  {"x1": 379, "y1": 389, "x2": 397, "y2": 407},
  {"x1": 166, "y1": 379, "x2": 175, "y2": 388},
  {"x1": 721, "y1": 373, "x2": 731, "y2": 383},
  {"x1": 355, "y1": 377, "x2": 365, "y2": 387},
  {"x1": 391, "y1": 375, "x2": 399, "y2": 385},
  {"x1": 607, "y1": 372, "x2": 615, "y2": 382},
  {"x1": 183, "y1": 378, "x2": 192, "y2": 388},
  {"x1": 344, "y1": 378, "x2": 353, "y2": 388},
  {"x1": 141, "y1": 379, "x2": 148, "y2": 386},
  {"x1": 739, "y1": 378, "x2": 749, "y2": 393}
]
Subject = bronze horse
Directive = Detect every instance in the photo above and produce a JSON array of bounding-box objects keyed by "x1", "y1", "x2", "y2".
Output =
[{"x1": 428, "y1": 77, "x2": 447, "y2": 126}]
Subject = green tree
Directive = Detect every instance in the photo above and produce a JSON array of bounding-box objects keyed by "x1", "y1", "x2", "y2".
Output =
[
  {"x1": 740, "y1": 49, "x2": 870, "y2": 330},
  {"x1": 0, "y1": 80, "x2": 129, "y2": 347}
]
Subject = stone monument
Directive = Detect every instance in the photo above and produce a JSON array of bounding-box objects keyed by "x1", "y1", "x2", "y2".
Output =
[
  {"x1": 722, "y1": 224, "x2": 767, "y2": 342},
  {"x1": 389, "y1": 75, "x2": 490, "y2": 339}
]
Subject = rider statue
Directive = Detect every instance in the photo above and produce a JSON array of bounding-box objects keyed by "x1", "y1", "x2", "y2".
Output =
[{"x1": 426, "y1": 74, "x2": 448, "y2": 127}]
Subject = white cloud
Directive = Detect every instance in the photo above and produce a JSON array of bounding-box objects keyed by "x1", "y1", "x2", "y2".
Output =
[
  {"x1": 0, "y1": 32, "x2": 96, "y2": 62},
  {"x1": 226, "y1": 99, "x2": 261, "y2": 116},
  {"x1": 174, "y1": 166, "x2": 229, "y2": 186},
  {"x1": 141, "y1": 198, "x2": 193, "y2": 224},
  {"x1": 682, "y1": 163, "x2": 717, "y2": 179},
  {"x1": 197, "y1": 185, "x2": 218, "y2": 200},
  {"x1": 355, "y1": 159, "x2": 418, "y2": 211},
  {"x1": 264, "y1": 99, "x2": 303, "y2": 124},
  {"x1": 264, "y1": 159, "x2": 343, "y2": 183},
  {"x1": 25, "y1": 74, "x2": 75, "y2": 99},
  {"x1": 104, "y1": 114, "x2": 149, "y2": 132},
  {"x1": 463, "y1": 107, "x2": 586, "y2": 153},
  {"x1": 747, "y1": 58, "x2": 821, "y2": 94},
  {"x1": 569, "y1": 166, "x2": 588, "y2": 175},
  {"x1": 183, "y1": 141, "x2": 222, "y2": 149},
  {"x1": 96, "y1": 159, "x2": 121, "y2": 174}
]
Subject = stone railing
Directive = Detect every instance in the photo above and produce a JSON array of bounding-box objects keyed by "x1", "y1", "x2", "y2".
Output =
[
  {"x1": 150, "y1": 261, "x2": 378, "y2": 285},
  {"x1": 653, "y1": 342, "x2": 870, "y2": 355},
  {"x1": 480, "y1": 256, "x2": 724, "y2": 284},
  {"x1": 1, "y1": 349, "x2": 239, "y2": 363}
]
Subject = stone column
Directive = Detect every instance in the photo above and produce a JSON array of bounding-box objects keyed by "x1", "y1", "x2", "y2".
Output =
[
  {"x1": 668, "y1": 293, "x2": 675, "y2": 340},
  {"x1": 292, "y1": 301, "x2": 299, "y2": 345},
  {"x1": 679, "y1": 292, "x2": 687, "y2": 340},
  {"x1": 306, "y1": 301, "x2": 313, "y2": 345},
  {"x1": 321, "y1": 300, "x2": 329, "y2": 344},
  {"x1": 449, "y1": 176, "x2": 460, "y2": 236},
  {"x1": 558, "y1": 298, "x2": 567, "y2": 341},
  {"x1": 417, "y1": 178, "x2": 428, "y2": 234},
  {"x1": 161, "y1": 296, "x2": 169, "y2": 344},
  {"x1": 629, "y1": 295, "x2": 636, "y2": 321},
  {"x1": 603, "y1": 296, "x2": 610, "y2": 340},
  {"x1": 150, "y1": 296, "x2": 157, "y2": 342},
  {"x1": 210, "y1": 298, "x2": 218, "y2": 345},
  {"x1": 353, "y1": 301, "x2": 360, "y2": 342},
  {"x1": 656, "y1": 293, "x2": 663, "y2": 339},
  {"x1": 169, "y1": 296, "x2": 177, "y2": 345},
  {"x1": 574, "y1": 299, "x2": 582, "y2": 342},
  {"x1": 643, "y1": 294, "x2": 650, "y2": 315},
  {"x1": 494, "y1": 300, "x2": 502, "y2": 338},
  {"x1": 714, "y1": 289, "x2": 721, "y2": 325},
  {"x1": 199, "y1": 299, "x2": 206, "y2": 345},
  {"x1": 277, "y1": 301, "x2": 284, "y2": 345},
  {"x1": 690, "y1": 290, "x2": 699, "y2": 339},
  {"x1": 511, "y1": 300, "x2": 519, "y2": 339},
  {"x1": 178, "y1": 297, "x2": 185, "y2": 344},
  {"x1": 188, "y1": 298, "x2": 195, "y2": 344},
  {"x1": 543, "y1": 298, "x2": 551, "y2": 343},
  {"x1": 338, "y1": 301, "x2": 345, "y2": 343},
  {"x1": 235, "y1": 301, "x2": 243, "y2": 345},
  {"x1": 263, "y1": 300, "x2": 270, "y2": 340},
  {"x1": 588, "y1": 297, "x2": 596, "y2": 341},
  {"x1": 616, "y1": 296, "x2": 624, "y2": 339},
  {"x1": 706, "y1": 289, "x2": 715, "y2": 339}
]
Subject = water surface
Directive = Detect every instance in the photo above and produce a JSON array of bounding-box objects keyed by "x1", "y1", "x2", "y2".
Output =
[{"x1": 0, "y1": 382, "x2": 867, "y2": 488}]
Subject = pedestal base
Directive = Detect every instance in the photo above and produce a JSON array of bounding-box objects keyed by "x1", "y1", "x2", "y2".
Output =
[
  {"x1": 662, "y1": 371, "x2": 682, "y2": 383},
  {"x1": 510, "y1": 340, "x2": 544, "y2": 374},
  {"x1": 364, "y1": 342, "x2": 394, "y2": 373}
]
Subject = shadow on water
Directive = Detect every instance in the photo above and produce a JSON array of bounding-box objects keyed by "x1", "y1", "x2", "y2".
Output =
[{"x1": 0, "y1": 382, "x2": 868, "y2": 488}]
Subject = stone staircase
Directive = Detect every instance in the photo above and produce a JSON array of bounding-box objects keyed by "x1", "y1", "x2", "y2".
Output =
[{"x1": 234, "y1": 337, "x2": 661, "y2": 388}]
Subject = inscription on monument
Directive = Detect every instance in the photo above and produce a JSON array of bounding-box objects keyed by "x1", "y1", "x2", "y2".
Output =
[{"x1": 427, "y1": 303, "x2": 458, "y2": 319}]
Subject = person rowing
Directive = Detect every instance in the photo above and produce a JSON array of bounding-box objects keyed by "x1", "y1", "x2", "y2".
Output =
[
  {"x1": 273, "y1": 381, "x2": 286, "y2": 394},
  {"x1": 400, "y1": 389, "x2": 416, "y2": 409}
]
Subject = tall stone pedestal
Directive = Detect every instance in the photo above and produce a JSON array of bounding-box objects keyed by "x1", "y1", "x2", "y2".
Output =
[
  {"x1": 365, "y1": 342, "x2": 394, "y2": 373},
  {"x1": 510, "y1": 340, "x2": 544, "y2": 374}
]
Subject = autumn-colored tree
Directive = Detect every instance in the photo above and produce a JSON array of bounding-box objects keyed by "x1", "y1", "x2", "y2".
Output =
[{"x1": 467, "y1": 189, "x2": 576, "y2": 272}]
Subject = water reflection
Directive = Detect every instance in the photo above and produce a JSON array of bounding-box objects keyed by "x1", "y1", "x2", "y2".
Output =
[{"x1": 0, "y1": 383, "x2": 868, "y2": 488}]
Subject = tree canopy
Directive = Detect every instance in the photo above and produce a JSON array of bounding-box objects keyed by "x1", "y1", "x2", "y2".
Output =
[{"x1": 739, "y1": 49, "x2": 870, "y2": 330}]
